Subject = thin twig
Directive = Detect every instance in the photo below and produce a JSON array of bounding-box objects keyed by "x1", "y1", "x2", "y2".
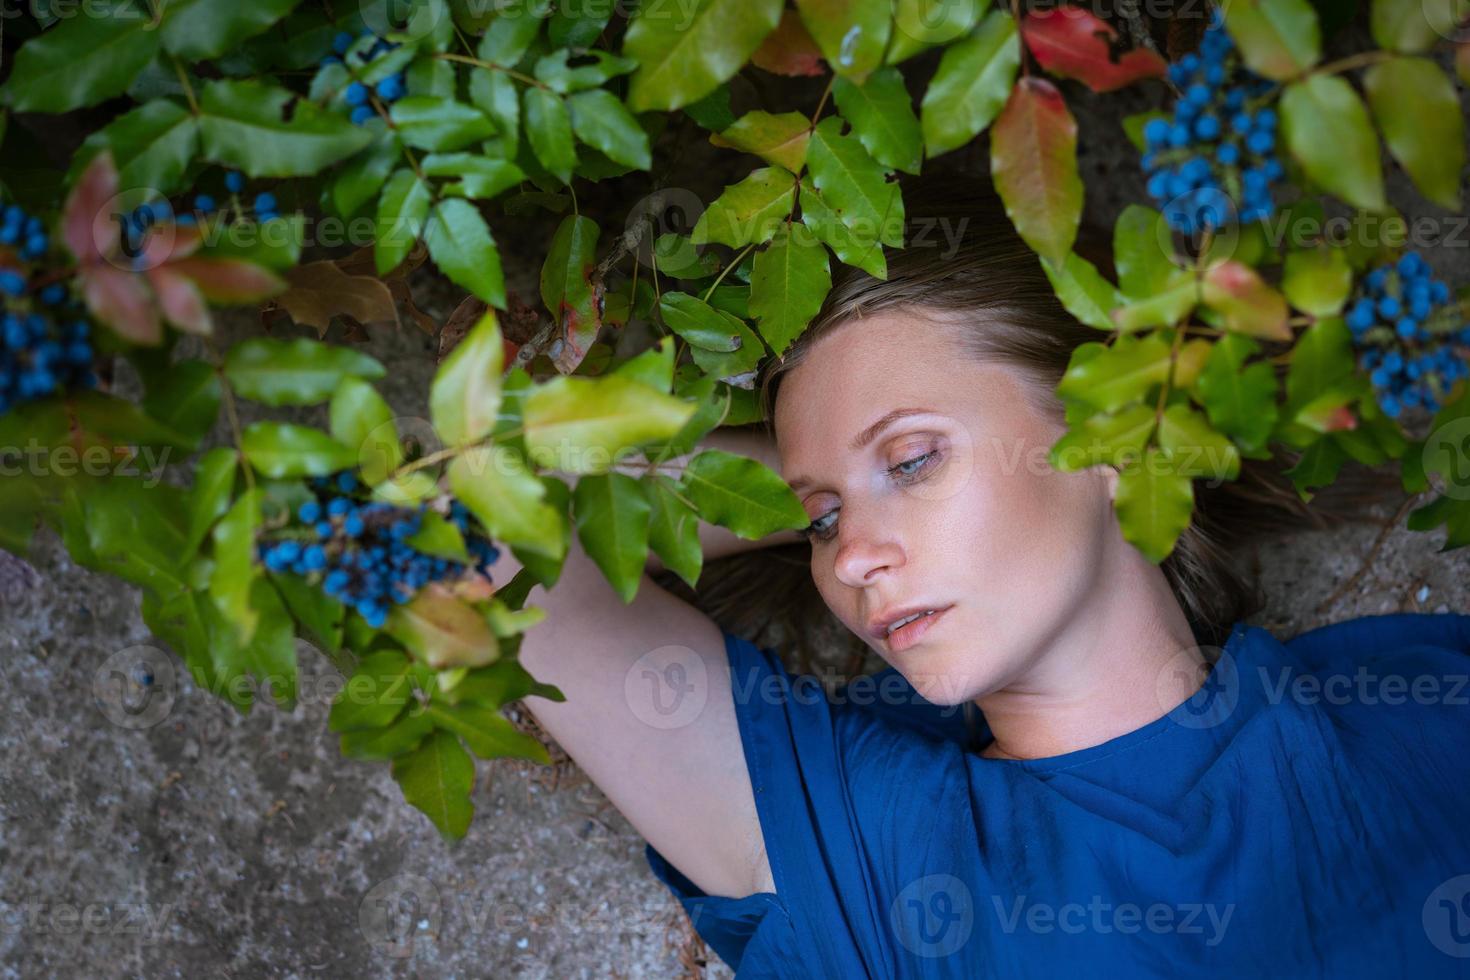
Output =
[{"x1": 1314, "y1": 493, "x2": 1420, "y2": 614}]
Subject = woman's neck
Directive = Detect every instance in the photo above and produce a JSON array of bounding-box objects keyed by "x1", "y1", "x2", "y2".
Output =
[{"x1": 974, "y1": 548, "x2": 1205, "y2": 762}]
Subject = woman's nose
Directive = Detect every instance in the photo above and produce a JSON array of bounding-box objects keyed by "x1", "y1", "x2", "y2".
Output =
[{"x1": 831, "y1": 506, "x2": 903, "y2": 588}]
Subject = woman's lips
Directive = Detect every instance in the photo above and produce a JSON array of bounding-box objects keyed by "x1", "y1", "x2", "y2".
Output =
[{"x1": 885, "y1": 605, "x2": 952, "y2": 653}]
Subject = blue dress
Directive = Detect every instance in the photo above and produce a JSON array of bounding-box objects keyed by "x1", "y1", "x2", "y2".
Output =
[{"x1": 645, "y1": 613, "x2": 1470, "y2": 978}]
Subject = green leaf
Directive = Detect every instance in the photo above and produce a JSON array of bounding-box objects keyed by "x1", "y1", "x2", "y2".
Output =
[
  {"x1": 522, "y1": 87, "x2": 578, "y2": 183},
  {"x1": 479, "y1": 0, "x2": 551, "y2": 64},
  {"x1": 647, "y1": 473, "x2": 704, "y2": 588},
  {"x1": 1285, "y1": 436, "x2": 1348, "y2": 498},
  {"x1": 1042, "y1": 252, "x2": 1123, "y2": 330},
  {"x1": 658, "y1": 292, "x2": 747, "y2": 351},
  {"x1": 1057, "y1": 334, "x2": 1173, "y2": 413},
  {"x1": 548, "y1": 0, "x2": 611, "y2": 47},
  {"x1": 888, "y1": 0, "x2": 985, "y2": 64},
  {"x1": 1221, "y1": 0, "x2": 1321, "y2": 80},
  {"x1": 387, "y1": 583, "x2": 499, "y2": 670},
  {"x1": 198, "y1": 80, "x2": 374, "y2": 178},
  {"x1": 425, "y1": 198, "x2": 507, "y2": 308},
  {"x1": 224, "y1": 338, "x2": 385, "y2": 407},
  {"x1": 680, "y1": 449, "x2": 809, "y2": 538},
  {"x1": 1114, "y1": 451, "x2": 1194, "y2": 562},
  {"x1": 69, "y1": 99, "x2": 199, "y2": 197},
  {"x1": 437, "y1": 657, "x2": 564, "y2": 707},
  {"x1": 431, "y1": 309, "x2": 505, "y2": 447},
  {"x1": 806, "y1": 115, "x2": 905, "y2": 249},
  {"x1": 449, "y1": 447, "x2": 566, "y2": 557},
  {"x1": 6, "y1": 0, "x2": 161, "y2": 113},
  {"x1": 141, "y1": 359, "x2": 222, "y2": 448},
  {"x1": 1195, "y1": 334, "x2": 1278, "y2": 453},
  {"x1": 1157, "y1": 404, "x2": 1241, "y2": 480},
  {"x1": 1113, "y1": 205, "x2": 1176, "y2": 299},
  {"x1": 833, "y1": 67, "x2": 922, "y2": 173},
  {"x1": 1048, "y1": 403, "x2": 1157, "y2": 471},
  {"x1": 624, "y1": 0, "x2": 784, "y2": 111},
  {"x1": 422, "y1": 153, "x2": 526, "y2": 201},
  {"x1": 712, "y1": 111, "x2": 811, "y2": 172},
  {"x1": 186, "y1": 448, "x2": 238, "y2": 556},
  {"x1": 160, "y1": 0, "x2": 303, "y2": 60},
  {"x1": 1285, "y1": 316, "x2": 1356, "y2": 415},
  {"x1": 209, "y1": 488, "x2": 263, "y2": 645},
  {"x1": 798, "y1": 174, "x2": 888, "y2": 278},
  {"x1": 61, "y1": 477, "x2": 191, "y2": 596},
  {"x1": 749, "y1": 222, "x2": 833, "y2": 356},
  {"x1": 1371, "y1": 0, "x2": 1470, "y2": 52},
  {"x1": 692, "y1": 167, "x2": 799, "y2": 247},
  {"x1": 1280, "y1": 75, "x2": 1386, "y2": 212},
  {"x1": 270, "y1": 569, "x2": 345, "y2": 653},
  {"x1": 794, "y1": 0, "x2": 891, "y2": 82},
  {"x1": 614, "y1": 336, "x2": 677, "y2": 392},
  {"x1": 524, "y1": 374, "x2": 699, "y2": 473},
  {"x1": 1282, "y1": 245, "x2": 1352, "y2": 316},
  {"x1": 1201, "y1": 260, "x2": 1291, "y2": 340},
  {"x1": 990, "y1": 76, "x2": 1082, "y2": 266},
  {"x1": 376, "y1": 168, "x2": 433, "y2": 276},
  {"x1": 540, "y1": 215, "x2": 602, "y2": 371},
  {"x1": 0, "y1": 476, "x2": 44, "y2": 557},
  {"x1": 341, "y1": 709, "x2": 434, "y2": 760},
  {"x1": 331, "y1": 377, "x2": 401, "y2": 485},
  {"x1": 1364, "y1": 57, "x2": 1464, "y2": 211},
  {"x1": 426, "y1": 701, "x2": 550, "y2": 763},
  {"x1": 71, "y1": 389, "x2": 199, "y2": 453},
  {"x1": 405, "y1": 511, "x2": 472, "y2": 563},
  {"x1": 469, "y1": 68, "x2": 523, "y2": 160},
  {"x1": 241, "y1": 422, "x2": 356, "y2": 478},
  {"x1": 919, "y1": 11, "x2": 1021, "y2": 156},
  {"x1": 572, "y1": 472, "x2": 653, "y2": 603},
  {"x1": 1111, "y1": 273, "x2": 1198, "y2": 332},
  {"x1": 534, "y1": 48, "x2": 638, "y2": 92},
  {"x1": 682, "y1": 82, "x2": 738, "y2": 131},
  {"x1": 390, "y1": 97, "x2": 497, "y2": 153},
  {"x1": 566, "y1": 89, "x2": 653, "y2": 171},
  {"x1": 392, "y1": 729, "x2": 476, "y2": 838},
  {"x1": 329, "y1": 648, "x2": 419, "y2": 733}
]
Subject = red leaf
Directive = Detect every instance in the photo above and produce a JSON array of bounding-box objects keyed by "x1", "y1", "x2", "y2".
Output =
[
  {"x1": 1201, "y1": 260, "x2": 1291, "y2": 340},
  {"x1": 1022, "y1": 8, "x2": 1167, "y2": 93},
  {"x1": 62, "y1": 151, "x2": 120, "y2": 265},
  {"x1": 147, "y1": 266, "x2": 213, "y2": 335},
  {"x1": 990, "y1": 77, "x2": 1083, "y2": 266},
  {"x1": 82, "y1": 264, "x2": 161, "y2": 345},
  {"x1": 166, "y1": 257, "x2": 288, "y2": 304},
  {"x1": 139, "y1": 221, "x2": 206, "y2": 268},
  {"x1": 751, "y1": 8, "x2": 826, "y2": 77}
]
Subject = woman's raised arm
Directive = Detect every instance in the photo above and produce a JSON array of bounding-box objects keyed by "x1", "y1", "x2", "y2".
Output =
[{"x1": 487, "y1": 427, "x2": 796, "y2": 898}]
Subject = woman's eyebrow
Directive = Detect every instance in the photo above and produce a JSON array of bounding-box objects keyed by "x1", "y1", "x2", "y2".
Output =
[{"x1": 786, "y1": 407, "x2": 938, "y2": 493}]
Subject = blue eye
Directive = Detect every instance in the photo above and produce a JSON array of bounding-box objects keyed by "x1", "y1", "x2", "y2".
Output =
[{"x1": 801, "y1": 449, "x2": 941, "y2": 543}]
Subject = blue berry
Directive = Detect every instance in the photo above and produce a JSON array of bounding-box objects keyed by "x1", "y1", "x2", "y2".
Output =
[
  {"x1": 225, "y1": 171, "x2": 245, "y2": 194},
  {"x1": 333, "y1": 31, "x2": 354, "y2": 55},
  {"x1": 0, "y1": 270, "x2": 26, "y2": 296},
  {"x1": 254, "y1": 192, "x2": 277, "y2": 213},
  {"x1": 351, "y1": 105, "x2": 376, "y2": 126},
  {"x1": 299, "y1": 500, "x2": 322, "y2": 523}
]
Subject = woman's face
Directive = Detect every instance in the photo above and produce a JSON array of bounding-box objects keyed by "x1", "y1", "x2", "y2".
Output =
[{"x1": 774, "y1": 310, "x2": 1122, "y2": 706}]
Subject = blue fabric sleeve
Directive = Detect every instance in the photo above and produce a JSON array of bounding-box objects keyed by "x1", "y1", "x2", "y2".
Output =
[{"x1": 644, "y1": 628, "x2": 972, "y2": 976}]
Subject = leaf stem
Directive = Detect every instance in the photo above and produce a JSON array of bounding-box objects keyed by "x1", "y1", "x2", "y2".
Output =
[
  {"x1": 434, "y1": 52, "x2": 546, "y2": 89},
  {"x1": 701, "y1": 242, "x2": 754, "y2": 302},
  {"x1": 171, "y1": 56, "x2": 201, "y2": 116}
]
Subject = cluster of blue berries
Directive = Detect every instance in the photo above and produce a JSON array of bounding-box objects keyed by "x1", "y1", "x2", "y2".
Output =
[
  {"x1": 1141, "y1": 13, "x2": 1284, "y2": 235},
  {"x1": 1349, "y1": 252, "x2": 1470, "y2": 418},
  {"x1": 120, "y1": 172, "x2": 282, "y2": 249},
  {"x1": 323, "y1": 31, "x2": 407, "y2": 126},
  {"x1": 0, "y1": 310, "x2": 96, "y2": 416},
  {"x1": 258, "y1": 472, "x2": 501, "y2": 628},
  {"x1": 0, "y1": 203, "x2": 49, "y2": 261}
]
